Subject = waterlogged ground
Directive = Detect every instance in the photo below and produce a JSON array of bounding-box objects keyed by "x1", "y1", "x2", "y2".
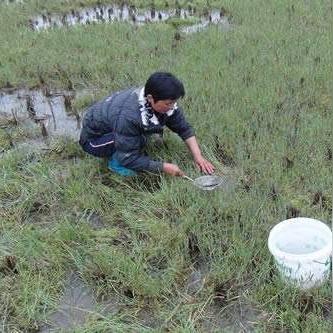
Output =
[
  {"x1": 30, "y1": 4, "x2": 230, "y2": 33},
  {"x1": 0, "y1": 0, "x2": 333, "y2": 332},
  {"x1": 0, "y1": 87, "x2": 88, "y2": 140}
]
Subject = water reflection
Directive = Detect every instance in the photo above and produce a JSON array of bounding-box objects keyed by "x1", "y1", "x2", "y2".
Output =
[{"x1": 0, "y1": 88, "x2": 93, "y2": 139}]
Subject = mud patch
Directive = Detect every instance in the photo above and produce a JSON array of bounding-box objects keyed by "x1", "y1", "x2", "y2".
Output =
[
  {"x1": 29, "y1": 4, "x2": 230, "y2": 33},
  {"x1": 136, "y1": 305, "x2": 163, "y2": 329},
  {"x1": 312, "y1": 191, "x2": 330, "y2": 210},
  {"x1": 81, "y1": 210, "x2": 106, "y2": 230},
  {"x1": 185, "y1": 233, "x2": 210, "y2": 296},
  {"x1": 200, "y1": 298, "x2": 267, "y2": 332},
  {"x1": 286, "y1": 205, "x2": 301, "y2": 219},
  {"x1": 185, "y1": 265, "x2": 209, "y2": 296},
  {"x1": 96, "y1": 293, "x2": 122, "y2": 317},
  {"x1": 39, "y1": 271, "x2": 96, "y2": 332},
  {"x1": 0, "y1": 255, "x2": 19, "y2": 275}
]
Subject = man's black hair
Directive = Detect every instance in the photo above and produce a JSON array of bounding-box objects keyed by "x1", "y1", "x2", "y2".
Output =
[{"x1": 144, "y1": 72, "x2": 185, "y2": 102}]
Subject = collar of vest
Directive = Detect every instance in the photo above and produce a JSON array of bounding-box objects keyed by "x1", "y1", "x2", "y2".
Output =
[{"x1": 136, "y1": 87, "x2": 177, "y2": 127}]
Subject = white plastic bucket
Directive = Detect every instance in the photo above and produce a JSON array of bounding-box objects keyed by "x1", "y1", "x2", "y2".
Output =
[{"x1": 268, "y1": 217, "x2": 332, "y2": 289}]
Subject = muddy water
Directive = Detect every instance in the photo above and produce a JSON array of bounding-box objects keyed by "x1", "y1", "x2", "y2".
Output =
[
  {"x1": 201, "y1": 299, "x2": 266, "y2": 332},
  {"x1": 39, "y1": 271, "x2": 96, "y2": 332},
  {"x1": 37, "y1": 272, "x2": 122, "y2": 331},
  {"x1": 186, "y1": 265, "x2": 209, "y2": 296},
  {"x1": 0, "y1": 88, "x2": 93, "y2": 140},
  {"x1": 30, "y1": 5, "x2": 230, "y2": 33}
]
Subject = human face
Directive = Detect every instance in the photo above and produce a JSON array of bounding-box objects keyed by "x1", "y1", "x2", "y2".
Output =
[{"x1": 147, "y1": 95, "x2": 177, "y2": 113}]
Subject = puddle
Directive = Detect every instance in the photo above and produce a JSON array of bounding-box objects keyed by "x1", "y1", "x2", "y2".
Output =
[
  {"x1": 0, "y1": 88, "x2": 95, "y2": 140},
  {"x1": 185, "y1": 234, "x2": 210, "y2": 295},
  {"x1": 200, "y1": 299, "x2": 267, "y2": 333},
  {"x1": 29, "y1": 5, "x2": 230, "y2": 33},
  {"x1": 39, "y1": 271, "x2": 97, "y2": 332},
  {"x1": 136, "y1": 306, "x2": 163, "y2": 329},
  {"x1": 76, "y1": 210, "x2": 106, "y2": 230},
  {"x1": 38, "y1": 270, "x2": 128, "y2": 332},
  {"x1": 1, "y1": 0, "x2": 23, "y2": 4},
  {"x1": 186, "y1": 265, "x2": 209, "y2": 296},
  {"x1": 180, "y1": 21, "x2": 210, "y2": 34}
]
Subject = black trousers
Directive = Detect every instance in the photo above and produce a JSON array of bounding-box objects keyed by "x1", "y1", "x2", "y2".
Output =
[{"x1": 80, "y1": 133, "x2": 115, "y2": 158}]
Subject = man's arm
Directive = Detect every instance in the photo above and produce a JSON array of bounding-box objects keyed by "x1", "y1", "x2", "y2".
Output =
[
  {"x1": 185, "y1": 136, "x2": 215, "y2": 174},
  {"x1": 166, "y1": 108, "x2": 215, "y2": 174},
  {"x1": 113, "y1": 116, "x2": 163, "y2": 172},
  {"x1": 165, "y1": 107, "x2": 194, "y2": 140},
  {"x1": 114, "y1": 117, "x2": 184, "y2": 175}
]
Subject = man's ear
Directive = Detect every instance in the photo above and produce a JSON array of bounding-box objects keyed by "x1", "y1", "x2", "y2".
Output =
[{"x1": 146, "y1": 94, "x2": 154, "y2": 103}]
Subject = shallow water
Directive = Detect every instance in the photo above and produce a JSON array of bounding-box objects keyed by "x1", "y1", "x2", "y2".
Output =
[
  {"x1": 39, "y1": 272, "x2": 96, "y2": 332},
  {"x1": 1, "y1": 0, "x2": 23, "y2": 4},
  {"x1": 201, "y1": 298, "x2": 266, "y2": 332},
  {"x1": 0, "y1": 88, "x2": 95, "y2": 139},
  {"x1": 29, "y1": 5, "x2": 230, "y2": 33},
  {"x1": 278, "y1": 238, "x2": 326, "y2": 255}
]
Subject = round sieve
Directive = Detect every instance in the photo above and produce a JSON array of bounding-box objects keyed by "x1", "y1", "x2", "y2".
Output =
[{"x1": 193, "y1": 175, "x2": 225, "y2": 191}]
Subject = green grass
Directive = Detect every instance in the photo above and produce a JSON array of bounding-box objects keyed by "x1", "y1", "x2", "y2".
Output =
[{"x1": 1, "y1": 0, "x2": 333, "y2": 331}]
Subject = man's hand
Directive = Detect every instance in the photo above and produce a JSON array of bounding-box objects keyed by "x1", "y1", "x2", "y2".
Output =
[
  {"x1": 163, "y1": 162, "x2": 184, "y2": 176},
  {"x1": 194, "y1": 156, "x2": 215, "y2": 174},
  {"x1": 185, "y1": 136, "x2": 215, "y2": 174}
]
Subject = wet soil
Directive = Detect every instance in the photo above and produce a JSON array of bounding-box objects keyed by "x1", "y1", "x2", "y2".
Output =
[
  {"x1": 39, "y1": 271, "x2": 97, "y2": 332},
  {"x1": 200, "y1": 298, "x2": 267, "y2": 332}
]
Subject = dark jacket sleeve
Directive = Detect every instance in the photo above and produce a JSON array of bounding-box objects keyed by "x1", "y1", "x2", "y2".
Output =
[
  {"x1": 112, "y1": 116, "x2": 163, "y2": 172},
  {"x1": 165, "y1": 107, "x2": 195, "y2": 140}
]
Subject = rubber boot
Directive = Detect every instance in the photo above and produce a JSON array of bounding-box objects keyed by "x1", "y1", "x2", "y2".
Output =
[{"x1": 108, "y1": 157, "x2": 137, "y2": 176}]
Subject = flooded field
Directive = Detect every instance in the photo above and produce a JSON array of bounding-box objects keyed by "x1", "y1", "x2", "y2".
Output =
[
  {"x1": 0, "y1": 88, "x2": 96, "y2": 139},
  {"x1": 0, "y1": 0, "x2": 332, "y2": 332},
  {"x1": 30, "y1": 4, "x2": 230, "y2": 33}
]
